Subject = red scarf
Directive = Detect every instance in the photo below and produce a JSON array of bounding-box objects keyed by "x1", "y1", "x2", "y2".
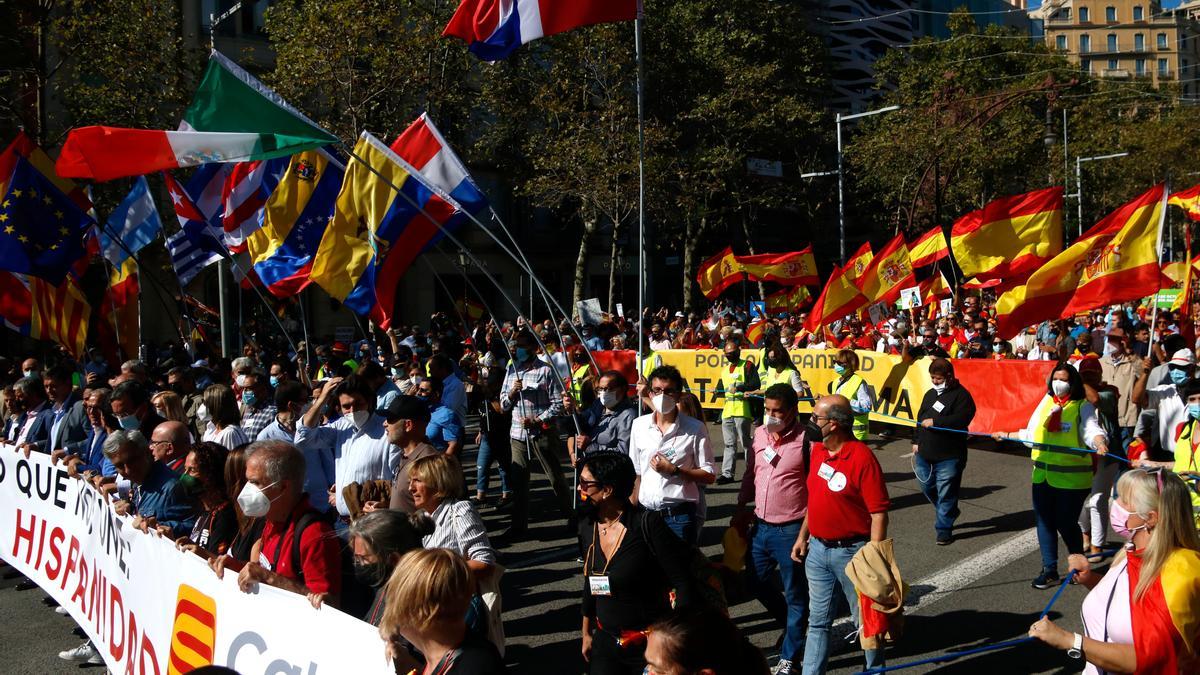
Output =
[{"x1": 1044, "y1": 395, "x2": 1071, "y2": 433}]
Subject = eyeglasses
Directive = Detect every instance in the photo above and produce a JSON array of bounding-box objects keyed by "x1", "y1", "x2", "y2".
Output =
[
  {"x1": 649, "y1": 387, "x2": 679, "y2": 396},
  {"x1": 579, "y1": 478, "x2": 603, "y2": 490}
]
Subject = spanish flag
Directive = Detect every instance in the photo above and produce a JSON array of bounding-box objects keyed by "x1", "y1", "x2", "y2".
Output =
[
  {"x1": 804, "y1": 265, "x2": 867, "y2": 333},
  {"x1": 746, "y1": 317, "x2": 768, "y2": 346},
  {"x1": 908, "y1": 226, "x2": 949, "y2": 268},
  {"x1": 696, "y1": 246, "x2": 819, "y2": 300},
  {"x1": 764, "y1": 285, "x2": 811, "y2": 315},
  {"x1": 951, "y1": 187, "x2": 1064, "y2": 284},
  {"x1": 99, "y1": 258, "x2": 139, "y2": 361},
  {"x1": 1168, "y1": 183, "x2": 1200, "y2": 221},
  {"x1": 855, "y1": 234, "x2": 915, "y2": 305},
  {"x1": 696, "y1": 247, "x2": 741, "y2": 299},
  {"x1": 845, "y1": 242, "x2": 873, "y2": 282},
  {"x1": 995, "y1": 185, "x2": 1166, "y2": 338},
  {"x1": 921, "y1": 269, "x2": 953, "y2": 304},
  {"x1": 1127, "y1": 548, "x2": 1200, "y2": 674}
]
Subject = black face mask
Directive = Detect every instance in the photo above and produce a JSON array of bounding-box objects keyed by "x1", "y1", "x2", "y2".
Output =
[
  {"x1": 353, "y1": 559, "x2": 389, "y2": 588},
  {"x1": 805, "y1": 418, "x2": 824, "y2": 439},
  {"x1": 725, "y1": 351, "x2": 740, "y2": 363}
]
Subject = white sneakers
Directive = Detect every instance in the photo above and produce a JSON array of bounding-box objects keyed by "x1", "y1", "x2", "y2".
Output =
[
  {"x1": 58, "y1": 641, "x2": 103, "y2": 664},
  {"x1": 771, "y1": 658, "x2": 794, "y2": 675}
]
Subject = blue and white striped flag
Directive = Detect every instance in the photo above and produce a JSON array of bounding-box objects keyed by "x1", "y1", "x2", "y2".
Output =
[{"x1": 101, "y1": 176, "x2": 162, "y2": 266}]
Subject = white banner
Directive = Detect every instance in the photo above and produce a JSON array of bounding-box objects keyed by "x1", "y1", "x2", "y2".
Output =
[{"x1": 0, "y1": 448, "x2": 391, "y2": 674}]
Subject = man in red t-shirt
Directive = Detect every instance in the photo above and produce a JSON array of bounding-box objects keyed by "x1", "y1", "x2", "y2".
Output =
[
  {"x1": 211, "y1": 440, "x2": 342, "y2": 605},
  {"x1": 790, "y1": 395, "x2": 890, "y2": 674}
]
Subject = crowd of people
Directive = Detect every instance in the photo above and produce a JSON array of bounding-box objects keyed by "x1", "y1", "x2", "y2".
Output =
[{"x1": 0, "y1": 290, "x2": 1198, "y2": 675}]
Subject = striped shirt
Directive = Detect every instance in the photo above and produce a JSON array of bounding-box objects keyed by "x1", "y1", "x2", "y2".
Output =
[
  {"x1": 499, "y1": 359, "x2": 564, "y2": 441},
  {"x1": 423, "y1": 499, "x2": 497, "y2": 565}
]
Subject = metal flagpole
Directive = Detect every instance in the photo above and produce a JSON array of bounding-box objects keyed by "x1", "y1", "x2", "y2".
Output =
[
  {"x1": 634, "y1": 14, "x2": 647, "y2": 411},
  {"x1": 218, "y1": 262, "x2": 230, "y2": 357},
  {"x1": 1148, "y1": 181, "x2": 1171, "y2": 354}
]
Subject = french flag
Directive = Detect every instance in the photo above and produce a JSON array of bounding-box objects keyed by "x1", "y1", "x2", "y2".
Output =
[{"x1": 443, "y1": 0, "x2": 640, "y2": 61}]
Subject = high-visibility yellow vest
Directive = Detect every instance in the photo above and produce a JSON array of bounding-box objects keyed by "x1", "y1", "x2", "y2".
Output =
[
  {"x1": 1031, "y1": 398, "x2": 1094, "y2": 490},
  {"x1": 641, "y1": 352, "x2": 662, "y2": 378},
  {"x1": 1172, "y1": 420, "x2": 1200, "y2": 520},
  {"x1": 835, "y1": 373, "x2": 869, "y2": 440},
  {"x1": 761, "y1": 366, "x2": 796, "y2": 391},
  {"x1": 721, "y1": 359, "x2": 752, "y2": 418},
  {"x1": 569, "y1": 364, "x2": 590, "y2": 404}
]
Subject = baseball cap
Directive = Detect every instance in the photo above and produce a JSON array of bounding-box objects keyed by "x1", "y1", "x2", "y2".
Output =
[
  {"x1": 383, "y1": 395, "x2": 431, "y2": 424},
  {"x1": 1168, "y1": 348, "x2": 1196, "y2": 367}
]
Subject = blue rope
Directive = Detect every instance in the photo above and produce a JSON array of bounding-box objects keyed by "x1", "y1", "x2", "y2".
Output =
[{"x1": 854, "y1": 571, "x2": 1078, "y2": 674}]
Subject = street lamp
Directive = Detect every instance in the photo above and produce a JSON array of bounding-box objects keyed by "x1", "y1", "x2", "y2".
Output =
[
  {"x1": 1071, "y1": 152, "x2": 1129, "y2": 238},
  {"x1": 806, "y1": 105, "x2": 902, "y2": 263}
]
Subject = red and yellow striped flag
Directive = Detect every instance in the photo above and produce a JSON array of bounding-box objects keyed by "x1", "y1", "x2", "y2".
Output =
[
  {"x1": 696, "y1": 246, "x2": 819, "y2": 299},
  {"x1": 856, "y1": 234, "x2": 915, "y2": 305},
  {"x1": 804, "y1": 265, "x2": 867, "y2": 333},
  {"x1": 908, "y1": 226, "x2": 949, "y2": 268},
  {"x1": 996, "y1": 185, "x2": 1167, "y2": 337},
  {"x1": 1168, "y1": 183, "x2": 1200, "y2": 221},
  {"x1": 99, "y1": 258, "x2": 139, "y2": 360},
  {"x1": 30, "y1": 276, "x2": 91, "y2": 358},
  {"x1": 921, "y1": 270, "x2": 953, "y2": 304},
  {"x1": 764, "y1": 285, "x2": 811, "y2": 315},
  {"x1": 845, "y1": 242, "x2": 873, "y2": 282},
  {"x1": 696, "y1": 247, "x2": 740, "y2": 299},
  {"x1": 951, "y1": 187, "x2": 1064, "y2": 284}
]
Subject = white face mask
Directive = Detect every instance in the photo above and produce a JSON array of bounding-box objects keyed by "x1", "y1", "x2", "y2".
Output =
[
  {"x1": 197, "y1": 403, "x2": 210, "y2": 422},
  {"x1": 1051, "y1": 380, "x2": 1072, "y2": 397},
  {"x1": 651, "y1": 393, "x2": 677, "y2": 415},
  {"x1": 598, "y1": 390, "x2": 620, "y2": 409},
  {"x1": 117, "y1": 415, "x2": 139, "y2": 431},
  {"x1": 763, "y1": 413, "x2": 785, "y2": 430},
  {"x1": 237, "y1": 481, "x2": 278, "y2": 518},
  {"x1": 235, "y1": 374, "x2": 250, "y2": 388},
  {"x1": 351, "y1": 410, "x2": 371, "y2": 430},
  {"x1": 932, "y1": 383, "x2": 946, "y2": 395}
]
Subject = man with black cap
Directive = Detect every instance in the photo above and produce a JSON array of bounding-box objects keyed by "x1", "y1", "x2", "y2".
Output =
[{"x1": 379, "y1": 395, "x2": 441, "y2": 515}]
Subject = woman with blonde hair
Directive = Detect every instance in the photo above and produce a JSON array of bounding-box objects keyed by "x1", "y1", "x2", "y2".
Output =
[
  {"x1": 379, "y1": 548, "x2": 507, "y2": 674},
  {"x1": 1029, "y1": 469, "x2": 1200, "y2": 673},
  {"x1": 151, "y1": 390, "x2": 188, "y2": 425}
]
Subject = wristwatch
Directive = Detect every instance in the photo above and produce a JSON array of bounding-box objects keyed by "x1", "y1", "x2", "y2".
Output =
[{"x1": 1067, "y1": 632, "x2": 1083, "y2": 659}]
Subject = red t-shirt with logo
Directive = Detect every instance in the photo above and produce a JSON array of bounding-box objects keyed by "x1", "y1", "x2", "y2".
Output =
[
  {"x1": 259, "y1": 502, "x2": 342, "y2": 595},
  {"x1": 806, "y1": 440, "x2": 890, "y2": 540}
]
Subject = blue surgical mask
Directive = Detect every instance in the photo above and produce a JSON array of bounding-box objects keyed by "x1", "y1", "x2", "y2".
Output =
[
  {"x1": 515, "y1": 347, "x2": 532, "y2": 362},
  {"x1": 1170, "y1": 368, "x2": 1190, "y2": 385},
  {"x1": 269, "y1": 375, "x2": 280, "y2": 388},
  {"x1": 242, "y1": 390, "x2": 258, "y2": 407},
  {"x1": 1190, "y1": 403, "x2": 1200, "y2": 420},
  {"x1": 833, "y1": 363, "x2": 847, "y2": 376}
]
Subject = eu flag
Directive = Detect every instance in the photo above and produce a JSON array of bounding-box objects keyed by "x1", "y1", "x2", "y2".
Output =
[{"x1": 0, "y1": 156, "x2": 93, "y2": 284}]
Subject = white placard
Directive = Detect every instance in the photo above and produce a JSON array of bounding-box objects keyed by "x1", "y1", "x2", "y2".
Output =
[
  {"x1": 898, "y1": 286, "x2": 923, "y2": 310},
  {"x1": 577, "y1": 298, "x2": 603, "y2": 325}
]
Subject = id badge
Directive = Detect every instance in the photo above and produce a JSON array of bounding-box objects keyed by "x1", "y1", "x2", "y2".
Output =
[
  {"x1": 258, "y1": 552, "x2": 273, "y2": 570},
  {"x1": 817, "y1": 462, "x2": 836, "y2": 481},
  {"x1": 932, "y1": 401, "x2": 945, "y2": 413},
  {"x1": 1061, "y1": 421, "x2": 1073, "y2": 432},
  {"x1": 763, "y1": 447, "x2": 779, "y2": 465},
  {"x1": 588, "y1": 575, "x2": 612, "y2": 596}
]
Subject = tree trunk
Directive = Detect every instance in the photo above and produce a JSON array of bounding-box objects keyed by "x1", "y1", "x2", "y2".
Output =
[
  {"x1": 682, "y1": 215, "x2": 705, "y2": 315},
  {"x1": 607, "y1": 216, "x2": 621, "y2": 315},
  {"x1": 573, "y1": 208, "x2": 598, "y2": 318}
]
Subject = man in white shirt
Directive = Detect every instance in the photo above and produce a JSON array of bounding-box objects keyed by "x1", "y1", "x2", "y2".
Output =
[
  {"x1": 296, "y1": 375, "x2": 399, "y2": 534},
  {"x1": 630, "y1": 365, "x2": 715, "y2": 544},
  {"x1": 1132, "y1": 347, "x2": 1194, "y2": 455}
]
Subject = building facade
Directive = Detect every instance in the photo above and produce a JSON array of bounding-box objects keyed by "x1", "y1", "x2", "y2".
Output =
[{"x1": 1035, "y1": 0, "x2": 1200, "y2": 97}]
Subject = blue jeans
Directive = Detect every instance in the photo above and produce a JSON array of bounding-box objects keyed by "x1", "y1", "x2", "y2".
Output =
[
  {"x1": 747, "y1": 520, "x2": 807, "y2": 663},
  {"x1": 913, "y1": 454, "x2": 966, "y2": 535},
  {"x1": 1031, "y1": 482, "x2": 1089, "y2": 571},
  {"x1": 802, "y1": 538, "x2": 884, "y2": 675},
  {"x1": 474, "y1": 435, "x2": 510, "y2": 496},
  {"x1": 658, "y1": 506, "x2": 699, "y2": 545}
]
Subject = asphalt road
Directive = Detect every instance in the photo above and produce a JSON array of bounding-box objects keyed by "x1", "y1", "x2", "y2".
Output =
[{"x1": 0, "y1": 421, "x2": 1095, "y2": 674}]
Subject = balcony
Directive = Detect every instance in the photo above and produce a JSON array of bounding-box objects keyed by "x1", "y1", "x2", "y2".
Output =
[
  {"x1": 1102, "y1": 68, "x2": 1132, "y2": 78},
  {"x1": 1158, "y1": 68, "x2": 1175, "y2": 79}
]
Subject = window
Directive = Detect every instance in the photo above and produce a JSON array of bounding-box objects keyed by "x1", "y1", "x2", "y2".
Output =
[
  {"x1": 1108, "y1": 58, "x2": 1119, "y2": 70},
  {"x1": 1133, "y1": 5, "x2": 1144, "y2": 21},
  {"x1": 1106, "y1": 6, "x2": 1116, "y2": 22},
  {"x1": 1159, "y1": 58, "x2": 1169, "y2": 74},
  {"x1": 1135, "y1": 34, "x2": 1145, "y2": 51},
  {"x1": 1082, "y1": 59, "x2": 1092, "y2": 72},
  {"x1": 1108, "y1": 33, "x2": 1118, "y2": 51},
  {"x1": 1080, "y1": 7, "x2": 1090, "y2": 22},
  {"x1": 1158, "y1": 33, "x2": 1169, "y2": 49},
  {"x1": 1057, "y1": 34, "x2": 1067, "y2": 50},
  {"x1": 1081, "y1": 34, "x2": 1092, "y2": 52},
  {"x1": 1136, "y1": 58, "x2": 1146, "y2": 75}
]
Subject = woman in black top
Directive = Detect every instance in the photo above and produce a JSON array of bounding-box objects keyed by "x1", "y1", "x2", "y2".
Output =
[
  {"x1": 224, "y1": 445, "x2": 265, "y2": 562},
  {"x1": 173, "y1": 442, "x2": 238, "y2": 557},
  {"x1": 578, "y1": 453, "x2": 697, "y2": 675},
  {"x1": 911, "y1": 358, "x2": 977, "y2": 545}
]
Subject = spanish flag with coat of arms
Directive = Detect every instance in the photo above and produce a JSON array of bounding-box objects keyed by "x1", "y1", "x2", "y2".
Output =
[
  {"x1": 855, "y1": 234, "x2": 915, "y2": 305},
  {"x1": 995, "y1": 185, "x2": 1167, "y2": 338},
  {"x1": 695, "y1": 246, "x2": 818, "y2": 299}
]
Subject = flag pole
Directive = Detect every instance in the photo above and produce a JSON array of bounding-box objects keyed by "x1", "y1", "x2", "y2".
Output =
[
  {"x1": 1148, "y1": 181, "x2": 1171, "y2": 354},
  {"x1": 634, "y1": 12, "x2": 647, "y2": 411}
]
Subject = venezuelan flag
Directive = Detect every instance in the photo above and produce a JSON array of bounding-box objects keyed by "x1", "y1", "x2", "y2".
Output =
[
  {"x1": 995, "y1": 185, "x2": 1166, "y2": 337},
  {"x1": 951, "y1": 187, "x2": 1063, "y2": 284},
  {"x1": 310, "y1": 132, "x2": 459, "y2": 329},
  {"x1": 248, "y1": 150, "x2": 343, "y2": 297}
]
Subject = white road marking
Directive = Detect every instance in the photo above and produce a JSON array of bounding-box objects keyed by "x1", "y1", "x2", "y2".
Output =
[{"x1": 904, "y1": 528, "x2": 1040, "y2": 615}]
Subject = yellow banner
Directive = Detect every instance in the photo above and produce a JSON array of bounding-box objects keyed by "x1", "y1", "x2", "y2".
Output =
[{"x1": 655, "y1": 348, "x2": 933, "y2": 425}]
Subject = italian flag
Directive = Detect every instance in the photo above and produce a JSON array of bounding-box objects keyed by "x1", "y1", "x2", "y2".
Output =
[{"x1": 56, "y1": 51, "x2": 337, "y2": 183}]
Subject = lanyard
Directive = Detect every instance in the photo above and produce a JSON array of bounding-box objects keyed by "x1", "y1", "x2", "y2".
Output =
[{"x1": 585, "y1": 520, "x2": 627, "y2": 576}]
